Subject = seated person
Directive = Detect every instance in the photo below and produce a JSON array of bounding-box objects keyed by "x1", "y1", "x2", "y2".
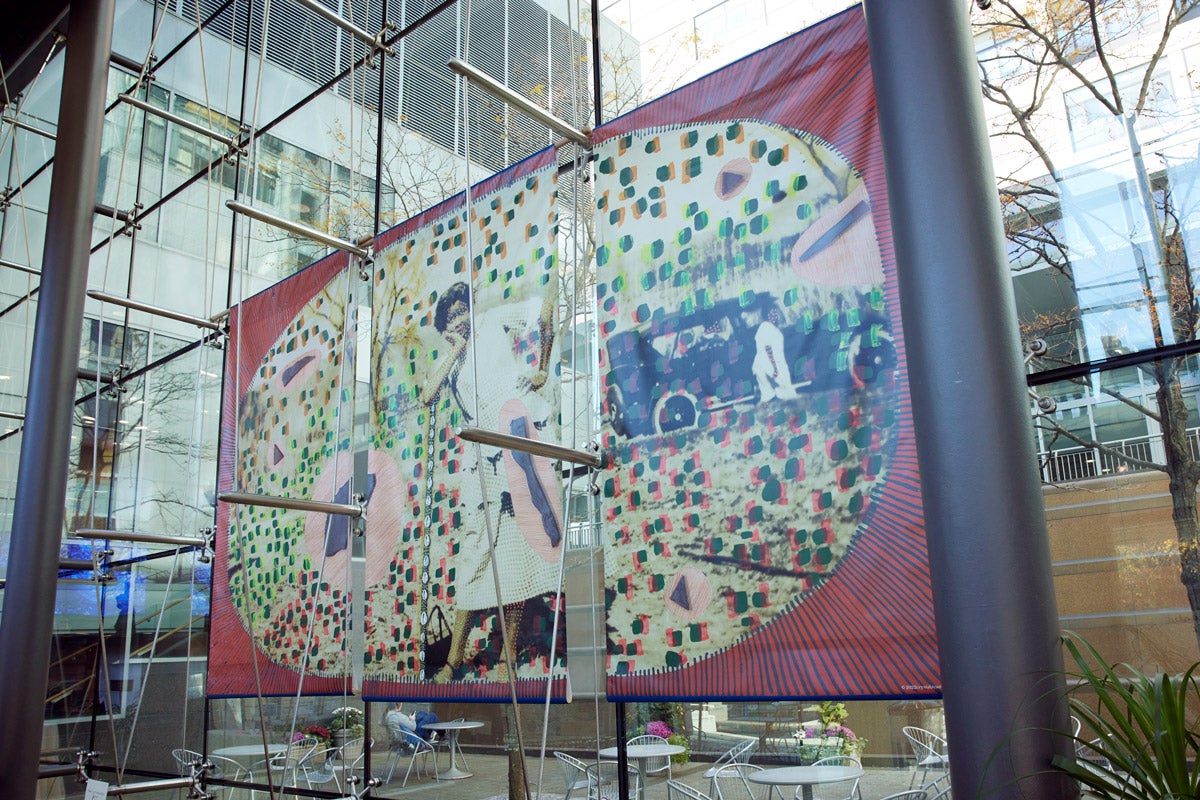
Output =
[
  {"x1": 415, "y1": 709, "x2": 440, "y2": 742},
  {"x1": 384, "y1": 703, "x2": 440, "y2": 743}
]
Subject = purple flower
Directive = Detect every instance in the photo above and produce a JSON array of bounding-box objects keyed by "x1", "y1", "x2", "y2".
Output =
[{"x1": 646, "y1": 720, "x2": 673, "y2": 739}]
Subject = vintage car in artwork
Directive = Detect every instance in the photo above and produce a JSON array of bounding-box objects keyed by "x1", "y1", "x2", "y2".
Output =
[{"x1": 603, "y1": 291, "x2": 894, "y2": 438}]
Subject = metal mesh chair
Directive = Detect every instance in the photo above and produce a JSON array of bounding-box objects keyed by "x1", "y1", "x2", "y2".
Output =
[
  {"x1": 807, "y1": 756, "x2": 863, "y2": 800},
  {"x1": 385, "y1": 732, "x2": 438, "y2": 785},
  {"x1": 926, "y1": 773, "x2": 951, "y2": 800},
  {"x1": 331, "y1": 737, "x2": 368, "y2": 791},
  {"x1": 901, "y1": 726, "x2": 948, "y2": 790},
  {"x1": 704, "y1": 739, "x2": 757, "y2": 778},
  {"x1": 171, "y1": 750, "x2": 253, "y2": 799},
  {"x1": 629, "y1": 734, "x2": 673, "y2": 779},
  {"x1": 879, "y1": 791, "x2": 929, "y2": 800},
  {"x1": 258, "y1": 737, "x2": 320, "y2": 789},
  {"x1": 587, "y1": 760, "x2": 642, "y2": 800},
  {"x1": 555, "y1": 751, "x2": 593, "y2": 800},
  {"x1": 669, "y1": 778, "x2": 715, "y2": 800},
  {"x1": 301, "y1": 747, "x2": 341, "y2": 790},
  {"x1": 710, "y1": 762, "x2": 768, "y2": 800}
]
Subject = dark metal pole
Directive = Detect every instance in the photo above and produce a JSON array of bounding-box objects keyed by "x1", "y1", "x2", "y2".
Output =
[
  {"x1": 614, "y1": 701, "x2": 628, "y2": 800},
  {"x1": 0, "y1": 0, "x2": 116, "y2": 796},
  {"x1": 859, "y1": 2, "x2": 1076, "y2": 799},
  {"x1": 590, "y1": 0, "x2": 602, "y2": 129}
]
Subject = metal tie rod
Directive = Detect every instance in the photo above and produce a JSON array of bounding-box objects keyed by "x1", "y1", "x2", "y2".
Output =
[
  {"x1": 110, "y1": 51, "x2": 148, "y2": 75},
  {"x1": 456, "y1": 426, "x2": 601, "y2": 467},
  {"x1": 0, "y1": 257, "x2": 40, "y2": 276},
  {"x1": 2, "y1": 116, "x2": 56, "y2": 140},
  {"x1": 75, "y1": 528, "x2": 209, "y2": 548},
  {"x1": 36, "y1": 764, "x2": 78, "y2": 778},
  {"x1": 76, "y1": 368, "x2": 116, "y2": 384},
  {"x1": 87, "y1": 290, "x2": 226, "y2": 332},
  {"x1": 226, "y1": 201, "x2": 370, "y2": 259},
  {"x1": 117, "y1": 93, "x2": 239, "y2": 149},
  {"x1": 447, "y1": 59, "x2": 592, "y2": 149},
  {"x1": 106, "y1": 777, "x2": 196, "y2": 795},
  {"x1": 0, "y1": 410, "x2": 24, "y2": 422},
  {"x1": 219, "y1": 490, "x2": 364, "y2": 518},
  {"x1": 288, "y1": 0, "x2": 393, "y2": 53},
  {"x1": 94, "y1": 202, "x2": 137, "y2": 224}
]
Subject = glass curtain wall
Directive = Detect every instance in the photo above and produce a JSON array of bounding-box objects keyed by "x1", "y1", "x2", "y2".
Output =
[
  {"x1": 0, "y1": 0, "x2": 629, "y2": 790},
  {"x1": 4, "y1": 0, "x2": 1200, "y2": 795}
]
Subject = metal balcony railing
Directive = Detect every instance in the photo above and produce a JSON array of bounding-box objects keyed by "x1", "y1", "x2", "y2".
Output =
[{"x1": 1037, "y1": 428, "x2": 1200, "y2": 483}]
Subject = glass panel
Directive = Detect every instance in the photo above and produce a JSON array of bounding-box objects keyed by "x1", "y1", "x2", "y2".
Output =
[
  {"x1": 245, "y1": 134, "x2": 332, "y2": 280},
  {"x1": 1032, "y1": 357, "x2": 1200, "y2": 670},
  {"x1": 97, "y1": 69, "x2": 167, "y2": 242}
]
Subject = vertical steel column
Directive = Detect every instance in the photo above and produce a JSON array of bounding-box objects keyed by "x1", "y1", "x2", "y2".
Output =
[
  {"x1": 0, "y1": 0, "x2": 115, "y2": 796},
  {"x1": 859, "y1": 1, "x2": 1076, "y2": 798}
]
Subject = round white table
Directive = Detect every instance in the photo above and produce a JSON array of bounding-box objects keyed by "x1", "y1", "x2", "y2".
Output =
[
  {"x1": 424, "y1": 719, "x2": 484, "y2": 780},
  {"x1": 598, "y1": 743, "x2": 685, "y2": 800},
  {"x1": 747, "y1": 765, "x2": 863, "y2": 800},
  {"x1": 211, "y1": 743, "x2": 287, "y2": 760}
]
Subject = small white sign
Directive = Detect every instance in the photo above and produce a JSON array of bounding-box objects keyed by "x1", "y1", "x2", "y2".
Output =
[{"x1": 84, "y1": 778, "x2": 109, "y2": 800}]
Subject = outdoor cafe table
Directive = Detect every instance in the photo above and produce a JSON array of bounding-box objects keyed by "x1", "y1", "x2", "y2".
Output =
[
  {"x1": 424, "y1": 719, "x2": 485, "y2": 779},
  {"x1": 598, "y1": 742, "x2": 686, "y2": 800},
  {"x1": 747, "y1": 765, "x2": 864, "y2": 800},
  {"x1": 211, "y1": 743, "x2": 287, "y2": 762}
]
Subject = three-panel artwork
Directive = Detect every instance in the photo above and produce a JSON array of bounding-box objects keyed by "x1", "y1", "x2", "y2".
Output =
[{"x1": 208, "y1": 7, "x2": 940, "y2": 703}]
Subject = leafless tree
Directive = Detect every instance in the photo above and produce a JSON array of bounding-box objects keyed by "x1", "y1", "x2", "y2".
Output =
[{"x1": 975, "y1": 0, "x2": 1200, "y2": 650}]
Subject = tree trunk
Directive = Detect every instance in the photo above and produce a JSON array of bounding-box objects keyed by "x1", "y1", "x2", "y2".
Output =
[
  {"x1": 1154, "y1": 361, "x2": 1200, "y2": 651},
  {"x1": 508, "y1": 748, "x2": 528, "y2": 800}
]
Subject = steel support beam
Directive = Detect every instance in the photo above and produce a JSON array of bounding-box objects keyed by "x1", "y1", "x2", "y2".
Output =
[
  {"x1": 218, "y1": 491, "x2": 364, "y2": 518},
  {"x1": 448, "y1": 58, "x2": 591, "y2": 148},
  {"x1": 0, "y1": 0, "x2": 115, "y2": 796},
  {"x1": 860, "y1": 2, "x2": 1076, "y2": 798},
  {"x1": 457, "y1": 426, "x2": 600, "y2": 467}
]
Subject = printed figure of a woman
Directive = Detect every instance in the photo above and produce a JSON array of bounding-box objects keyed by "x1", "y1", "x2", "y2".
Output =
[{"x1": 418, "y1": 280, "x2": 564, "y2": 683}]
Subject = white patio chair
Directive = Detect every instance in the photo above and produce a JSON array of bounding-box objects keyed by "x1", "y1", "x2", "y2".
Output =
[
  {"x1": 879, "y1": 791, "x2": 929, "y2": 800},
  {"x1": 586, "y1": 759, "x2": 642, "y2": 800},
  {"x1": 704, "y1": 738, "x2": 757, "y2": 778},
  {"x1": 555, "y1": 751, "x2": 593, "y2": 800},
  {"x1": 629, "y1": 733, "x2": 673, "y2": 779},
  {"x1": 901, "y1": 726, "x2": 948, "y2": 790},
  {"x1": 300, "y1": 747, "x2": 341, "y2": 790},
  {"x1": 330, "y1": 736, "x2": 369, "y2": 791},
  {"x1": 669, "y1": 779, "x2": 715, "y2": 800},
  {"x1": 172, "y1": 748, "x2": 204, "y2": 776},
  {"x1": 172, "y1": 750, "x2": 253, "y2": 799},
  {"x1": 256, "y1": 737, "x2": 319, "y2": 789},
  {"x1": 710, "y1": 762, "x2": 778, "y2": 800},
  {"x1": 385, "y1": 731, "x2": 438, "y2": 785},
  {"x1": 807, "y1": 756, "x2": 862, "y2": 800},
  {"x1": 1075, "y1": 736, "x2": 1112, "y2": 769},
  {"x1": 926, "y1": 772, "x2": 951, "y2": 800}
]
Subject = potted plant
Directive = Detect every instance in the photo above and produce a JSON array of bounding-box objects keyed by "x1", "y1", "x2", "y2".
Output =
[
  {"x1": 793, "y1": 701, "x2": 866, "y2": 763},
  {"x1": 1051, "y1": 633, "x2": 1199, "y2": 800},
  {"x1": 645, "y1": 719, "x2": 691, "y2": 765},
  {"x1": 328, "y1": 706, "x2": 366, "y2": 747},
  {"x1": 299, "y1": 725, "x2": 333, "y2": 750}
]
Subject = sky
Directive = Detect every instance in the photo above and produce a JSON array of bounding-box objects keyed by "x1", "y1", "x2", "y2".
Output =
[{"x1": 598, "y1": 0, "x2": 858, "y2": 91}]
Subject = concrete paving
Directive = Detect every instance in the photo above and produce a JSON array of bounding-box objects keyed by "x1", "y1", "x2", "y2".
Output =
[{"x1": 366, "y1": 751, "x2": 922, "y2": 800}]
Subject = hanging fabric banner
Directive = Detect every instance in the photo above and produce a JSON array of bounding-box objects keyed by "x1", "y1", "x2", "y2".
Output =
[
  {"x1": 595, "y1": 7, "x2": 939, "y2": 700},
  {"x1": 209, "y1": 252, "x2": 358, "y2": 697},
  {"x1": 364, "y1": 147, "x2": 568, "y2": 701}
]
